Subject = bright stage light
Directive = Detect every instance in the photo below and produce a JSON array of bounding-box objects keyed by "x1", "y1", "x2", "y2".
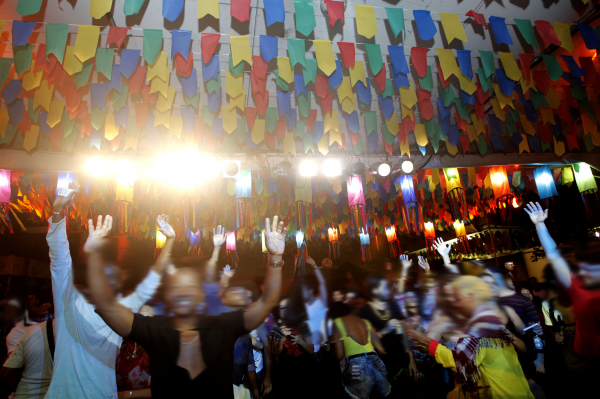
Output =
[
  {"x1": 151, "y1": 152, "x2": 222, "y2": 188},
  {"x1": 86, "y1": 157, "x2": 111, "y2": 177},
  {"x1": 300, "y1": 160, "x2": 318, "y2": 177},
  {"x1": 323, "y1": 159, "x2": 342, "y2": 177},
  {"x1": 378, "y1": 163, "x2": 391, "y2": 177},
  {"x1": 401, "y1": 160, "x2": 414, "y2": 174},
  {"x1": 113, "y1": 159, "x2": 136, "y2": 185}
]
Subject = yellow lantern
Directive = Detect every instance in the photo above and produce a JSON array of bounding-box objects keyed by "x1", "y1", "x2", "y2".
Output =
[
  {"x1": 156, "y1": 228, "x2": 166, "y2": 249},
  {"x1": 328, "y1": 227, "x2": 339, "y2": 242},
  {"x1": 453, "y1": 220, "x2": 466, "y2": 238},
  {"x1": 385, "y1": 225, "x2": 397, "y2": 242}
]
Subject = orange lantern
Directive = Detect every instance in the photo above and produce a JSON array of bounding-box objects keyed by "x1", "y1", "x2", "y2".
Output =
[
  {"x1": 327, "y1": 227, "x2": 340, "y2": 259},
  {"x1": 424, "y1": 222, "x2": 436, "y2": 239},
  {"x1": 385, "y1": 225, "x2": 401, "y2": 258},
  {"x1": 489, "y1": 166, "x2": 510, "y2": 198},
  {"x1": 385, "y1": 226, "x2": 397, "y2": 242},
  {"x1": 453, "y1": 220, "x2": 466, "y2": 238},
  {"x1": 328, "y1": 227, "x2": 339, "y2": 242}
]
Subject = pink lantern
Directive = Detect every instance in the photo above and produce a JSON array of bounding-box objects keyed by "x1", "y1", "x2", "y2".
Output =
[
  {"x1": 0, "y1": 170, "x2": 13, "y2": 234},
  {"x1": 347, "y1": 176, "x2": 370, "y2": 261},
  {"x1": 226, "y1": 231, "x2": 238, "y2": 268}
]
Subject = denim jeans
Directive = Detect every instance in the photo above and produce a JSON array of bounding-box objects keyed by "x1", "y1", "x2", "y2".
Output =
[{"x1": 342, "y1": 352, "x2": 391, "y2": 399}]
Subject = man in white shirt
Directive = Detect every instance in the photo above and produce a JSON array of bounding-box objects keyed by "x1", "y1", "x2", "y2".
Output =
[
  {"x1": 302, "y1": 256, "x2": 328, "y2": 348},
  {"x1": 45, "y1": 183, "x2": 175, "y2": 399},
  {"x1": 1, "y1": 320, "x2": 54, "y2": 399}
]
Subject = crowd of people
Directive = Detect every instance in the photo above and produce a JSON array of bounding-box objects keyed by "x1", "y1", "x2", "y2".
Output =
[{"x1": 0, "y1": 185, "x2": 599, "y2": 399}]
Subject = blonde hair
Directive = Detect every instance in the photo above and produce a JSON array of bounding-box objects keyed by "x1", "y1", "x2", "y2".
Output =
[{"x1": 451, "y1": 275, "x2": 493, "y2": 305}]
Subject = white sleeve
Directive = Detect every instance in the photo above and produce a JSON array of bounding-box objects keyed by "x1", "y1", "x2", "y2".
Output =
[
  {"x1": 4, "y1": 331, "x2": 26, "y2": 368},
  {"x1": 46, "y1": 217, "x2": 76, "y2": 319},
  {"x1": 119, "y1": 270, "x2": 161, "y2": 313}
]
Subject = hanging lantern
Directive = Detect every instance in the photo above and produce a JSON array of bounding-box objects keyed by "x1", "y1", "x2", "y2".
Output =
[
  {"x1": 155, "y1": 227, "x2": 166, "y2": 258},
  {"x1": 235, "y1": 170, "x2": 253, "y2": 231},
  {"x1": 185, "y1": 228, "x2": 203, "y2": 256},
  {"x1": 489, "y1": 166, "x2": 510, "y2": 198},
  {"x1": 443, "y1": 169, "x2": 468, "y2": 222},
  {"x1": 385, "y1": 225, "x2": 401, "y2": 258},
  {"x1": 328, "y1": 227, "x2": 340, "y2": 259},
  {"x1": 295, "y1": 230, "x2": 305, "y2": 249},
  {"x1": 574, "y1": 163, "x2": 597, "y2": 193},
  {"x1": 261, "y1": 229, "x2": 267, "y2": 253},
  {"x1": 226, "y1": 231, "x2": 238, "y2": 267},
  {"x1": 295, "y1": 174, "x2": 314, "y2": 235},
  {"x1": 347, "y1": 176, "x2": 369, "y2": 258},
  {"x1": 359, "y1": 227, "x2": 372, "y2": 262},
  {"x1": 534, "y1": 166, "x2": 559, "y2": 200},
  {"x1": 398, "y1": 175, "x2": 423, "y2": 235},
  {"x1": 0, "y1": 170, "x2": 13, "y2": 234},
  {"x1": 453, "y1": 220, "x2": 470, "y2": 254},
  {"x1": 424, "y1": 221, "x2": 436, "y2": 255}
]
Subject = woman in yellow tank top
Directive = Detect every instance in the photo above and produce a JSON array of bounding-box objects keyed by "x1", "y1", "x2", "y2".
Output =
[{"x1": 331, "y1": 306, "x2": 391, "y2": 399}]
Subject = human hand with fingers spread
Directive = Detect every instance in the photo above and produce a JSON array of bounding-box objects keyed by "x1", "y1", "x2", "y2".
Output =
[
  {"x1": 524, "y1": 202, "x2": 548, "y2": 225},
  {"x1": 417, "y1": 256, "x2": 430, "y2": 273},
  {"x1": 265, "y1": 216, "x2": 287, "y2": 258},
  {"x1": 433, "y1": 237, "x2": 451, "y2": 256},
  {"x1": 84, "y1": 215, "x2": 113, "y2": 253},
  {"x1": 213, "y1": 225, "x2": 226, "y2": 247},
  {"x1": 157, "y1": 214, "x2": 175, "y2": 239},
  {"x1": 52, "y1": 182, "x2": 80, "y2": 222}
]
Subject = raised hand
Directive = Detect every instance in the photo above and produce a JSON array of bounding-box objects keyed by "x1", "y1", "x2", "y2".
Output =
[
  {"x1": 84, "y1": 215, "x2": 113, "y2": 252},
  {"x1": 306, "y1": 256, "x2": 316, "y2": 266},
  {"x1": 157, "y1": 214, "x2": 175, "y2": 239},
  {"x1": 433, "y1": 237, "x2": 451, "y2": 256},
  {"x1": 213, "y1": 225, "x2": 226, "y2": 247},
  {"x1": 399, "y1": 254, "x2": 412, "y2": 268},
  {"x1": 53, "y1": 182, "x2": 80, "y2": 211},
  {"x1": 265, "y1": 216, "x2": 287, "y2": 257},
  {"x1": 220, "y1": 264, "x2": 235, "y2": 279},
  {"x1": 524, "y1": 202, "x2": 548, "y2": 225},
  {"x1": 417, "y1": 256, "x2": 430, "y2": 273}
]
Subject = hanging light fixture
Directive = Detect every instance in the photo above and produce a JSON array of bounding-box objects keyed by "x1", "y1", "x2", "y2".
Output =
[
  {"x1": 369, "y1": 162, "x2": 392, "y2": 177},
  {"x1": 223, "y1": 160, "x2": 241, "y2": 178},
  {"x1": 385, "y1": 225, "x2": 401, "y2": 258},
  {"x1": 423, "y1": 221, "x2": 436, "y2": 256},
  {"x1": 273, "y1": 161, "x2": 292, "y2": 177},
  {"x1": 347, "y1": 162, "x2": 366, "y2": 176},
  {"x1": 533, "y1": 166, "x2": 558, "y2": 199},
  {"x1": 322, "y1": 159, "x2": 342, "y2": 177},
  {"x1": 453, "y1": 220, "x2": 466, "y2": 238}
]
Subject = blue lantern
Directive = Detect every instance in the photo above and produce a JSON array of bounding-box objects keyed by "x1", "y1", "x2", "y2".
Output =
[
  {"x1": 399, "y1": 175, "x2": 417, "y2": 204},
  {"x1": 533, "y1": 166, "x2": 558, "y2": 199}
]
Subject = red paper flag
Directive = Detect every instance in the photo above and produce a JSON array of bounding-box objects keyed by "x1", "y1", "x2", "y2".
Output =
[
  {"x1": 245, "y1": 107, "x2": 257, "y2": 129},
  {"x1": 140, "y1": 85, "x2": 156, "y2": 104},
  {"x1": 437, "y1": 65, "x2": 451, "y2": 89},
  {"x1": 417, "y1": 88, "x2": 433, "y2": 120},
  {"x1": 201, "y1": 33, "x2": 221, "y2": 62},
  {"x1": 466, "y1": 10, "x2": 487, "y2": 29},
  {"x1": 579, "y1": 57, "x2": 598, "y2": 87},
  {"x1": 474, "y1": 100, "x2": 485, "y2": 119},
  {"x1": 252, "y1": 55, "x2": 269, "y2": 80},
  {"x1": 563, "y1": 86, "x2": 578, "y2": 108},
  {"x1": 534, "y1": 21, "x2": 561, "y2": 48},
  {"x1": 65, "y1": 82, "x2": 81, "y2": 112},
  {"x1": 135, "y1": 103, "x2": 149, "y2": 127},
  {"x1": 460, "y1": 135, "x2": 471, "y2": 153},
  {"x1": 34, "y1": 44, "x2": 48, "y2": 71},
  {"x1": 455, "y1": 113, "x2": 467, "y2": 131},
  {"x1": 538, "y1": 125, "x2": 551, "y2": 143},
  {"x1": 349, "y1": 131, "x2": 359, "y2": 145},
  {"x1": 321, "y1": 92, "x2": 333, "y2": 116},
  {"x1": 411, "y1": 47, "x2": 428, "y2": 78},
  {"x1": 49, "y1": 62, "x2": 66, "y2": 87},
  {"x1": 76, "y1": 101, "x2": 87, "y2": 122},
  {"x1": 82, "y1": 111, "x2": 92, "y2": 135},
  {"x1": 250, "y1": 70, "x2": 267, "y2": 96},
  {"x1": 275, "y1": 119, "x2": 286, "y2": 140},
  {"x1": 475, "y1": 83, "x2": 489, "y2": 104},
  {"x1": 374, "y1": 65, "x2": 386, "y2": 91},
  {"x1": 324, "y1": 0, "x2": 345, "y2": 28},
  {"x1": 402, "y1": 115, "x2": 415, "y2": 133},
  {"x1": 18, "y1": 110, "x2": 30, "y2": 133},
  {"x1": 533, "y1": 70, "x2": 550, "y2": 94},
  {"x1": 315, "y1": 75, "x2": 329, "y2": 98},
  {"x1": 128, "y1": 66, "x2": 146, "y2": 94},
  {"x1": 231, "y1": 0, "x2": 252, "y2": 22},
  {"x1": 384, "y1": 141, "x2": 393, "y2": 156},
  {"x1": 565, "y1": 133, "x2": 579, "y2": 151},
  {"x1": 337, "y1": 42, "x2": 355, "y2": 68},
  {"x1": 49, "y1": 126, "x2": 62, "y2": 149},
  {"x1": 518, "y1": 53, "x2": 532, "y2": 81},
  {"x1": 306, "y1": 109, "x2": 317, "y2": 132},
  {"x1": 264, "y1": 130, "x2": 276, "y2": 148},
  {"x1": 106, "y1": 27, "x2": 131, "y2": 49},
  {"x1": 557, "y1": 102, "x2": 570, "y2": 122},
  {"x1": 254, "y1": 90, "x2": 269, "y2": 115},
  {"x1": 110, "y1": 133, "x2": 122, "y2": 151},
  {"x1": 174, "y1": 52, "x2": 193, "y2": 76}
]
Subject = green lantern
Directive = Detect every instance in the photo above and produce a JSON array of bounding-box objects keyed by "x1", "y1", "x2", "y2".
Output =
[{"x1": 574, "y1": 163, "x2": 598, "y2": 193}]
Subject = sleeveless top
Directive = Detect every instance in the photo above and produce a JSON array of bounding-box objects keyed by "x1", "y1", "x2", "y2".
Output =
[{"x1": 334, "y1": 317, "x2": 375, "y2": 357}]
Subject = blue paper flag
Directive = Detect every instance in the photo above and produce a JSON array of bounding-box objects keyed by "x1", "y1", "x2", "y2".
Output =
[
  {"x1": 388, "y1": 45, "x2": 409, "y2": 74},
  {"x1": 390, "y1": 66, "x2": 409, "y2": 89},
  {"x1": 260, "y1": 35, "x2": 278, "y2": 62},
  {"x1": 181, "y1": 105, "x2": 196, "y2": 132},
  {"x1": 162, "y1": 0, "x2": 184, "y2": 22},
  {"x1": 2, "y1": 80, "x2": 23, "y2": 104},
  {"x1": 202, "y1": 54, "x2": 220, "y2": 82},
  {"x1": 437, "y1": 97, "x2": 450, "y2": 121},
  {"x1": 368, "y1": 132, "x2": 378, "y2": 153},
  {"x1": 277, "y1": 90, "x2": 292, "y2": 118},
  {"x1": 460, "y1": 90, "x2": 475, "y2": 106},
  {"x1": 345, "y1": 111, "x2": 360, "y2": 133},
  {"x1": 378, "y1": 95, "x2": 395, "y2": 120},
  {"x1": 108, "y1": 64, "x2": 122, "y2": 93},
  {"x1": 487, "y1": 114, "x2": 502, "y2": 134},
  {"x1": 560, "y1": 55, "x2": 586, "y2": 78},
  {"x1": 181, "y1": 68, "x2": 198, "y2": 97},
  {"x1": 440, "y1": 116, "x2": 450, "y2": 136},
  {"x1": 511, "y1": 132, "x2": 523, "y2": 145},
  {"x1": 268, "y1": 178, "x2": 278, "y2": 195},
  {"x1": 489, "y1": 16, "x2": 513, "y2": 45},
  {"x1": 490, "y1": 134, "x2": 505, "y2": 151},
  {"x1": 495, "y1": 68, "x2": 516, "y2": 96},
  {"x1": 263, "y1": 0, "x2": 285, "y2": 26},
  {"x1": 417, "y1": 145, "x2": 426, "y2": 156},
  {"x1": 577, "y1": 24, "x2": 600, "y2": 51},
  {"x1": 115, "y1": 104, "x2": 128, "y2": 128},
  {"x1": 90, "y1": 83, "x2": 108, "y2": 111},
  {"x1": 328, "y1": 60, "x2": 343, "y2": 89},
  {"x1": 312, "y1": 121, "x2": 324, "y2": 143},
  {"x1": 120, "y1": 49, "x2": 140, "y2": 79},
  {"x1": 207, "y1": 90, "x2": 221, "y2": 113},
  {"x1": 89, "y1": 129, "x2": 102, "y2": 149},
  {"x1": 457, "y1": 50, "x2": 472, "y2": 79},
  {"x1": 357, "y1": 79, "x2": 372, "y2": 105},
  {"x1": 172, "y1": 30, "x2": 192, "y2": 60},
  {"x1": 448, "y1": 124, "x2": 460, "y2": 146},
  {"x1": 413, "y1": 10, "x2": 437, "y2": 41},
  {"x1": 285, "y1": 108, "x2": 296, "y2": 130},
  {"x1": 12, "y1": 21, "x2": 36, "y2": 47},
  {"x1": 294, "y1": 73, "x2": 308, "y2": 98},
  {"x1": 212, "y1": 118, "x2": 223, "y2": 138},
  {"x1": 7, "y1": 99, "x2": 23, "y2": 124},
  {"x1": 528, "y1": 135, "x2": 540, "y2": 152},
  {"x1": 39, "y1": 112, "x2": 51, "y2": 135}
]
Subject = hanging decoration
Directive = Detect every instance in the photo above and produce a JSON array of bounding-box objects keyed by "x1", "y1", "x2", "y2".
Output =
[
  {"x1": 346, "y1": 175, "x2": 369, "y2": 247},
  {"x1": 444, "y1": 168, "x2": 469, "y2": 222},
  {"x1": 226, "y1": 230, "x2": 238, "y2": 267},
  {"x1": 359, "y1": 227, "x2": 372, "y2": 262},
  {"x1": 489, "y1": 166, "x2": 514, "y2": 222},
  {"x1": 155, "y1": 227, "x2": 166, "y2": 259},
  {"x1": 453, "y1": 219, "x2": 469, "y2": 253},
  {"x1": 328, "y1": 227, "x2": 340, "y2": 259},
  {"x1": 235, "y1": 170, "x2": 253, "y2": 230},
  {"x1": 385, "y1": 225, "x2": 401, "y2": 258},
  {"x1": 399, "y1": 175, "x2": 422, "y2": 235},
  {"x1": 0, "y1": 170, "x2": 13, "y2": 234},
  {"x1": 295, "y1": 175, "x2": 313, "y2": 235},
  {"x1": 573, "y1": 163, "x2": 598, "y2": 217},
  {"x1": 423, "y1": 221, "x2": 436, "y2": 255}
]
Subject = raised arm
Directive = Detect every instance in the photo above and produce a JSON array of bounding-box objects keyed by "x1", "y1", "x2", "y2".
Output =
[
  {"x1": 153, "y1": 214, "x2": 176, "y2": 275},
  {"x1": 525, "y1": 202, "x2": 571, "y2": 288},
  {"x1": 205, "y1": 225, "x2": 226, "y2": 284},
  {"x1": 433, "y1": 238, "x2": 459, "y2": 274},
  {"x1": 84, "y1": 216, "x2": 134, "y2": 338},
  {"x1": 307, "y1": 256, "x2": 327, "y2": 307},
  {"x1": 243, "y1": 216, "x2": 285, "y2": 331},
  {"x1": 398, "y1": 254, "x2": 411, "y2": 295}
]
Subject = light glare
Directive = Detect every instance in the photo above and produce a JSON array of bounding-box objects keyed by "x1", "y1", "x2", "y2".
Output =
[
  {"x1": 378, "y1": 163, "x2": 391, "y2": 177},
  {"x1": 323, "y1": 159, "x2": 342, "y2": 177},
  {"x1": 86, "y1": 158, "x2": 111, "y2": 177},
  {"x1": 401, "y1": 160, "x2": 414, "y2": 174},
  {"x1": 300, "y1": 160, "x2": 318, "y2": 177}
]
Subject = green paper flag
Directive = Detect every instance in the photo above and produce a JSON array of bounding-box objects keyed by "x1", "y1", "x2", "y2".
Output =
[
  {"x1": 206, "y1": 74, "x2": 221, "y2": 95},
  {"x1": 477, "y1": 68, "x2": 492, "y2": 93},
  {"x1": 302, "y1": 58, "x2": 317, "y2": 85},
  {"x1": 0, "y1": 124, "x2": 18, "y2": 145},
  {"x1": 514, "y1": 19, "x2": 538, "y2": 49},
  {"x1": 385, "y1": 8, "x2": 405, "y2": 39},
  {"x1": 476, "y1": 135, "x2": 488, "y2": 155},
  {"x1": 14, "y1": 44, "x2": 33, "y2": 77},
  {"x1": 479, "y1": 50, "x2": 495, "y2": 79},
  {"x1": 505, "y1": 113, "x2": 517, "y2": 134},
  {"x1": 0, "y1": 58, "x2": 14, "y2": 87},
  {"x1": 273, "y1": 71, "x2": 289, "y2": 90},
  {"x1": 28, "y1": 99, "x2": 40, "y2": 124},
  {"x1": 17, "y1": 0, "x2": 43, "y2": 16},
  {"x1": 454, "y1": 98, "x2": 470, "y2": 121},
  {"x1": 365, "y1": 111, "x2": 377, "y2": 134},
  {"x1": 530, "y1": 90, "x2": 549, "y2": 109},
  {"x1": 381, "y1": 123, "x2": 395, "y2": 145},
  {"x1": 381, "y1": 79, "x2": 394, "y2": 99},
  {"x1": 542, "y1": 55, "x2": 563, "y2": 81},
  {"x1": 184, "y1": 92, "x2": 200, "y2": 109},
  {"x1": 294, "y1": 120, "x2": 306, "y2": 138},
  {"x1": 46, "y1": 23, "x2": 69, "y2": 64},
  {"x1": 124, "y1": 0, "x2": 146, "y2": 16},
  {"x1": 441, "y1": 84, "x2": 455, "y2": 107},
  {"x1": 265, "y1": 108, "x2": 278, "y2": 133},
  {"x1": 91, "y1": 108, "x2": 105, "y2": 130},
  {"x1": 424, "y1": 118, "x2": 436, "y2": 137},
  {"x1": 585, "y1": 100, "x2": 597, "y2": 122},
  {"x1": 62, "y1": 112, "x2": 77, "y2": 138},
  {"x1": 95, "y1": 48, "x2": 114, "y2": 80},
  {"x1": 229, "y1": 53, "x2": 244, "y2": 75},
  {"x1": 287, "y1": 38, "x2": 306, "y2": 68},
  {"x1": 303, "y1": 132, "x2": 315, "y2": 154},
  {"x1": 74, "y1": 62, "x2": 94, "y2": 89},
  {"x1": 143, "y1": 29, "x2": 163, "y2": 65},
  {"x1": 297, "y1": 93, "x2": 311, "y2": 117},
  {"x1": 352, "y1": 133, "x2": 364, "y2": 155},
  {"x1": 223, "y1": 133, "x2": 237, "y2": 156},
  {"x1": 234, "y1": 120, "x2": 246, "y2": 143},
  {"x1": 112, "y1": 84, "x2": 129, "y2": 112},
  {"x1": 364, "y1": 43, "x2": 383, "y2": 75},
  {"x1": 202, "y1": 105, "x2": 215, "y2": 128},
  {"x1": 418, "y1": 65, "x2": 433, "y2": 91},
  {"x1": 583, "y1": 133, "x2": 594, "y2": 153},
  {"x1": 294, "y1": 0, "x2": 316, "y2": 37},
  {"x1": 570, "y1": 85, "x2": 586, "y2": 102}
]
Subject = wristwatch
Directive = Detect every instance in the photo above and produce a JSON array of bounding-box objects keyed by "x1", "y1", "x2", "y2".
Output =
[{"x1": 269, "y1": 259, "x2": 285, "y2": 268}]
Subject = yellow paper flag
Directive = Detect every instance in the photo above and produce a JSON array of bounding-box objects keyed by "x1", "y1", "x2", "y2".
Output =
[
  {"x1": 222, "y1": 106, "x2": 238, "y2": 133},
  {"x1": 494, "y1": 84, "x2": 513, "y2": 109},
  {"x1": 63, "y1": 46, "x2": 83, "y2": 75},
  {"x1": 439, "y1": 13, "x2": 467, "y2": 43},
  {"x1": 385, "y1": 113, "x2": 399, "y2": 135},
  {"x1": 169, "y1": 116, "x2": 183, "y2": 139},
  {"x1": 277, "y1": 57, "x2": 294, "y2": 84},
  {"x1": 545, "y1": 86, "x2": 560, "y2": 109},
  {"x1": 337, "y1": 77, "x2": 353, "y2": 102},
  {"x1": 90, "y1": 0, "x2": 112, "y2": 19},
  {"x1": 22, "y1": 61, "x2": 43, "y2": 91},
  {"x1": 154, "y1": 109, "x2": 171, "y2": 128},
  {"x1": 230, "y1": 89, "x2": 246, "y2": 111},
  {"x1": 104, "y1": 114, "x2": 118, "y2": 140},
  {"x1": 252, "y1": 119, "x2": 265, "y2": 144},
  {"x1": 499, "y1": 53, "x2": 522, "y2": 81},
  {"x1": 399, "y1": 80, "x2": 417, "y2": 108},
  {"x1": 283, "y1": 132, "x2": 296, "y2": 156},
  {"x1": 466, "y1": 125, "x2": 478, "y2": 142},
  {"x1": 33, "y1": 81, "x2": 54, "y2": 112},
  {"x1": 445, "y1": 140, "x2": 459, "y2": 155},
  {"x1": 150, "y1": 67, "x2": 170, "y2": 98},
  {"x1": 330, "y1": 128, "x2": 342, "y2": 146},
  {"x1": 399, "y1": 133, "x2": 410, "y2": 157},
  {"x1": 313, "y1": 40, "x2": 336, "y2": 76},
  {"x1": 317, "y1": 132, "x2": 329, "y2": 155},
  {"x1": 540, "y1": 107, "x2": 555, "y2": 125},
  {"x1": 23, "y1": 125, "x2": 39, "y2": 153},
  {"x1": 148, "y1": 51, "x2": 168, "y2": 82},
  {"x1": 458, "y1": 75, "x2": 476, "y2": 95},
  {"x1": 520, "y1": 76, "x2": 536, "y2": 94},
  {"x1": 554, "y1": 135, "x2": 565, "y2": 157},
  {"x1": 554, "y1": 22, "x2": 574, "y2": 53},
  {"x1": 436, "y1": 48, "x2": 459, "y2": 79},
  {"x1": 341, "y1": 97, "x2": 356, "y2": 114},
  {"x1": 0, "y1": 21, "x2": 5, "y2": 34},
  {"x1": 74, "y1": 25, "x2": 100, "y2": 62},
  {"x1": 198, "y1": 0, "x2": 219, "y2": 19},
  {"x1": 230, "y1": 35, "x2": 252, "y2": 67},
  {"x1": 0, "y1": 110, "x2": 8, "y2": 138},
  {"x1": 519, "y1": 134, "x2": 530, "y2": 153},
  {"x1": 491, "y1": 98, "x2": 505, "y2": 121},
  {"x1": 401, "y1": 104, "x2": 414, "y2": 121},
  {"x1": 414, "y1": 124, "x2": 428, "y2": 146},
  {"x1": 355, "y1": 5, "x2": 377, "y2": 39},
  {"x1": 157, "y1": 86, "x2": 177, "y2": 113},
  {"x1": 349, "y1": 61, "x2": 367, "y2": 87},
  {"x1": 47, "y1": 101, "x2": 65, "y2": 127},
  {"x1": 324, "y1": 111, "x2": 338, "y2": 133},
  {"x1": 226, "y1": 71, "x2": 244, "y2": 98},
  {"x1": 471, "y1": 114, "x2": 485, "y2": 134}
]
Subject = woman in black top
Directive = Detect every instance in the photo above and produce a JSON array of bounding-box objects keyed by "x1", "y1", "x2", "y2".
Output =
[{"x1": 83, "y1": 216, "x2": 288, "y2": 399}]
